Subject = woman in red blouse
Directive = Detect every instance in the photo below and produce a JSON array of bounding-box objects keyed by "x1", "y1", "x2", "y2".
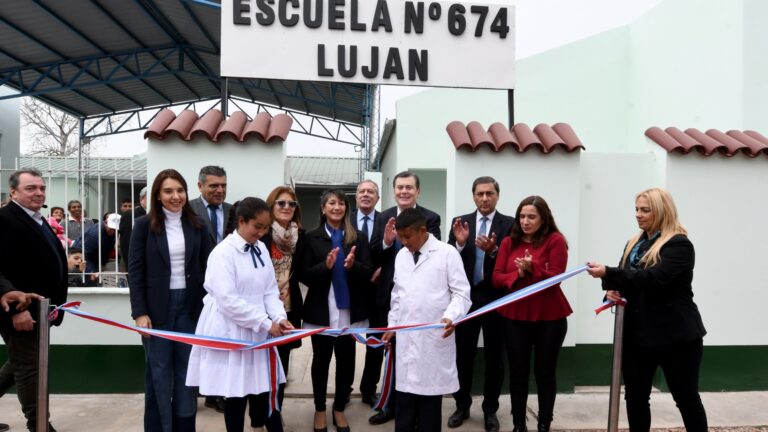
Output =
[{"x1": 492, "y1": 196, "x2": 572, "y2": 432}]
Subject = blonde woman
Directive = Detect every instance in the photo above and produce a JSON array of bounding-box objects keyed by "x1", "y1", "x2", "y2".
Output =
[{"x1": 587, "y1": 188, "x2": 707, "y2": 431}]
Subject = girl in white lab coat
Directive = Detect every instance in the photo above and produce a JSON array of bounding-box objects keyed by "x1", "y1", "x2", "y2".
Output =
[{"x1": 186, "y1": 197, "x2": 294, "y2": 432}]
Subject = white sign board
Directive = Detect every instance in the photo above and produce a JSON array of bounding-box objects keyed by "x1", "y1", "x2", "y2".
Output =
[{"x1": 221, "y1": 0, "x2": 515, "y2": 89}]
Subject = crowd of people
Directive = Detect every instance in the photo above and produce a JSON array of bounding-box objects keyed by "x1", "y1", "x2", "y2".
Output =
[{"x1": 0, "y1": 166, "x2": 709, "y2": 432}]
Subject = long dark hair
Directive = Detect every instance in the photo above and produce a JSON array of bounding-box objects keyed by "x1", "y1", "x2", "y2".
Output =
[
  {"x1": 148, "y1": 169, "x2": 201, "y2": 233},
  {"x1": 319, "y1": 189, "x2": 357, "y2": 246},
  {"x1": 509, "y1": 195, "x2": 564, "y2": 249}
]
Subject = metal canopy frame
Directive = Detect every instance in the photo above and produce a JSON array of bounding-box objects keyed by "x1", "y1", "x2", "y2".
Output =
[{"x1": 0, "y1": 0, "x2": 372, "y2": 147}]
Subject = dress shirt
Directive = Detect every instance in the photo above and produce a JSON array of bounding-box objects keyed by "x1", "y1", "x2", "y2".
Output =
[
  {"x1": 12, "y1": 200, "x2": 43, "y2": 225},
  {"x1": 356, "y1": 210, "x2": 375, "y2": 242}
]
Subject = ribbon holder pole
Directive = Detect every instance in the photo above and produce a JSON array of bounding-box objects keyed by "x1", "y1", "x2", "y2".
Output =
[
  {"x1": 37, "y1": 298, "x2": 51, "y2": 432},
  {"x1": 607, "y1": 303, "x2": 625, "y2": 432}
]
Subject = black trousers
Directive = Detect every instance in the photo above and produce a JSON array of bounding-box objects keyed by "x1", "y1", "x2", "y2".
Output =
[
  {"x1": 359, "y1": 306, "x2": 397, "y2": 411},
  {"x1": 0, "y1": 325, "x2": 42, "y2": 430},
  {"x1": 453, "y1": 309, "x2": 505, "y2": 414},
  {"x1": 504, "y1": 318, "x2": 567, "y2": 424},
  {"x1": 395, "y1": 391, "x2": 442, "y2": 432},
  {"x1": 225, "y1": 394, "x2": 282, "y2": 432},
  {"x1": 622, "y1": 337, "x2": 708, "y2": 432},
  {"x1": 311, "y1": 334, "x2": 355, "y2": 412}
]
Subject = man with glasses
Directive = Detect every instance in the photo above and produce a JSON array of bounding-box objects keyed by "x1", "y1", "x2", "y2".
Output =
[{"x1": 189, "y1": 165, "x2": 231, "y2": 413}]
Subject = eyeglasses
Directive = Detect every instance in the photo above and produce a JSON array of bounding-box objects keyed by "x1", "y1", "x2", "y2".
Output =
[{"x1": 276, "y1": 200, "x2": 298, "y2": 209}]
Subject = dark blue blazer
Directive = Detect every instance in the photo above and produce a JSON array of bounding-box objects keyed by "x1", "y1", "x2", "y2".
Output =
[
  {"x1": 128, "y1": 214, "x2": 212, "y2": 325},
  {"x1": 447, "y1": 210, "x2": 515, "y2": 309}
]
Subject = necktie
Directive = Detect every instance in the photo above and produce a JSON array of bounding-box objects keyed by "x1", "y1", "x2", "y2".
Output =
[
  {"x1": 208, "y1": 204, "x2": 220, "y2": 243},
  {"x1": 473, "y1": 216, "x2": 488, "y2": 285},
  {"x1": 244, "y1": 243, "x2": 265, "y2": 268},
  {"x1": 362, "y1": 215, "x2": 370, "y2": 241},
  {"x1": 413, "y1": 250, "x2": 421, "y2": 265}
]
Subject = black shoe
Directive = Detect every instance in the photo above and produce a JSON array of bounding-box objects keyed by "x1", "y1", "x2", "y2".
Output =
[
  {"x1": 332, "y1": 411, "x2": 351, "y2": 432},
  {"x1": 204, "y1": 396, "x2": 226, "y2": 413},
  {"x1": 0, "y1": 423, "x2": 7, "y2": 432},
  {"x1": 447, "y1": 408, "x2": 470, "y2": 428},
  {"x1": 361, "y1": 392, "x2": 376, "y2": 407},
  {"x1": 484, "y1": 412, "x2": 500, "y2": 432},
  {"x1": 537, "y1": 421, "x2": 551, "y2": 432},
  {"x1": 368, "y1": 408, "x2": 395, "y2": 425},
  {"x1": 512, "y1": 422, "x2": 528, "y2": 432}
]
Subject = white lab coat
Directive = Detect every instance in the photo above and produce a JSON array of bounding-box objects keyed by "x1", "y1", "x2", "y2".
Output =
[
  {"x1": 388, "y1": 234, "x2": 471, "y2": 395},
  {"x1": 186, "y1": 231, "x2": 287, "y2": 397}
]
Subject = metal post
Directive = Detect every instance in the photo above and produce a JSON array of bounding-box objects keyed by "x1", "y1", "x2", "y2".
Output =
[
  {"x1": 607, "y1": 303, "x2": 626, "y2": 432},
  {"x1": 221, "y1": 77, "x2": 229, "y2": 117},
  {"x1": 37, "y1": 298, "x2": 51, "y2": 432},
  {"x1": 507, "y1": 89, "x2": 515, "y2": 128}
]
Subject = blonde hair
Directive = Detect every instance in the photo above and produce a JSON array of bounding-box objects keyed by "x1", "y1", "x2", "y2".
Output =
[{"x1": 620, "y1": 188, "x2": 687, "y2": 268}]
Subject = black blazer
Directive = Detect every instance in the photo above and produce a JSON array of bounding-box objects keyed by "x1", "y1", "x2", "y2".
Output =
[
  {"x1": 351, "y1": 209, "x2": 382, "y2": 316},
  {"x1": 119, "y1": 206, "x2": 147, "y2": 266},
  {"x1": 602, "y1": 234, "x2": 706, "y2": 347},
  {"x1": 0, "y1": 202, "x2": 68, "y2": 328},
  {"x1": 372, "y1": 205, "x2": 441, "y2": 309},
  {"x1": 448, "y1": 210, "x2": 515, "y2": 309},
  {"x1": 128, "y1": 215, "x2": 212, "y2": 325},
  {"x1": 300, "y1": 225, "x2": 373, "y2": 326},
  {"x1": 260, "y1": 227, "x2": 306, "y2": 330}
]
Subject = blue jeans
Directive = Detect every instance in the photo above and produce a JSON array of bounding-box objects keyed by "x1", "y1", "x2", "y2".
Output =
[{"x1": 142, "y1": 289, "x2": 197, "y2": 432}]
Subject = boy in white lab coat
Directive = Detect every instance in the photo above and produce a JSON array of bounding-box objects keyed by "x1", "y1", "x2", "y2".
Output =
[{"x1": 382, "y1": 208, "x2": 471, "y2": 431}]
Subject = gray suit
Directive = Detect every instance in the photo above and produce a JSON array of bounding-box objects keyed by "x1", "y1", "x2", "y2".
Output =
[{"x1": 189, "y1": 197, "x2": 232, "y2": 245}]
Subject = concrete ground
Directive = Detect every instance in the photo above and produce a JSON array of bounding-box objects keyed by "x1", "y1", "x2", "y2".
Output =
[{"x1": 1, "y1": 343, "x2": 767, "y2": 431}]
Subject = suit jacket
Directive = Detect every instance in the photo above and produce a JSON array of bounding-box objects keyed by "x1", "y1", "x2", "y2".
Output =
[
  {"x1": 300, "y1": 225, "x2": 373, "y2": 326},
  {"x1": 189, "y1": 197, "x2": 232, "y2": 246},
  {"x1": 373, "y1": 205, "x2": 441, "y2": 310},
  {"x1": 602, "y1": 234, "x2": 706, "y2": 347},
  {"x1": 351, "y1": 209, "x2": 382, "y2": 319},
  {"x1": 128, "y1": 215, "x2": 212, "y2": 325},
  {"x1": 448, "y1": 210, "x2": 515, "y2": 309},
  {"x1": 0, "y1": 202, "x2": 68, "y2": 328},
  {"x1": 119, "y1": 206, "x2": 147, "y2": 266}
]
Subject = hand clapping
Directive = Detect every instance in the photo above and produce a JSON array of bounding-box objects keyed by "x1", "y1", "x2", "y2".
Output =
[{"x1": 451, "y1": 218, "x2": 470, "y2": 247}]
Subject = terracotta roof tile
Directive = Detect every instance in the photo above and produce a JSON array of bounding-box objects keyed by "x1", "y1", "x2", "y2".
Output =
[
  {"x1": 144, "y1": 109, "x2": 293, "y2": 143},
  {"x1": 645, "y1": 127, "x2": 768, "y2": 157},
  {"x1": 447, "y1": 121, "x2": 585, "y2": 153}
]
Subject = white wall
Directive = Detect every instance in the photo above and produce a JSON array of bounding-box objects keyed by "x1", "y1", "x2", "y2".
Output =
[
  {"x1": 147, "y1": 136, "x2": 286, "y2": 205},
  {"x1": 666, "y1": 154, "x2": 768, "y2": 345},
  {"x1": 51, "y1": 290, "x2": 138, "y2": 345}
]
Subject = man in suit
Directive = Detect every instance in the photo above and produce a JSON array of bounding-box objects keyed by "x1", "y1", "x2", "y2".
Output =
[
  {"x1": 189, "y1": 166, "x2": 231, "y2": 247},
  {"x1": 352, "y1": 179, "x2": 385, "y2": 406},
  {"x1": 446, "y1": 176, "x2": 514, "y2": 432},
  {"x1": 188, "y1": 166, "x2": 231, "y2": 412},
  {"x1": 119, "y1": 186, "x2": 147, "y2": 273},
  {"x1": 0, "y1": 169, "x2": 68, "y2": 432},
  {"x1": 368, "y1": 171, "x2": 442, "y2": 425}
]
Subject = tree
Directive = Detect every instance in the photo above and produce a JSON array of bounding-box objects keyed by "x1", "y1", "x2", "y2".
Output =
[{"x1": 20, "y1": 97, "x2": 98, "y2": 157}]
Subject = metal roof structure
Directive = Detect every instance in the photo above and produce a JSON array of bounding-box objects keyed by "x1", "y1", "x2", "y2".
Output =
[
  {"x1": 288, "y1": 156, "x2": 361, "y2": 187},
  {"x1": 19, "y1": 154, "x2": 147, "y2": 181},
  {"x1": 0, "y1": 0, "x2": 372, "y2": 146}
]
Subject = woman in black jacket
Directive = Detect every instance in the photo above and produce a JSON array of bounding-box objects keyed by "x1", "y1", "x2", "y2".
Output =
[
  {"x1": 301, "y1": 189, "x2": 372, "y2": 432},
  {"x1": 587, "y1": 188, "x2": 707, "y2": 431},
  {"x1": 129, "y1": 169, "x2": 212, "y2": 432}
]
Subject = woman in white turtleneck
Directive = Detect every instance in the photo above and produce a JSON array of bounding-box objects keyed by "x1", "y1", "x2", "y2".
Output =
[{"x1": 128, "y1": 169, "x2": 212, "y2": 432}]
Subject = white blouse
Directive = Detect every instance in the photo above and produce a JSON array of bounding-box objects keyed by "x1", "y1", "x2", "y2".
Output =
[{"x1": 163, "y1": 207, "x2": 186, "y2": 289}]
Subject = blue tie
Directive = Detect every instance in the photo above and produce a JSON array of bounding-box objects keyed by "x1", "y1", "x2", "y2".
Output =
[
  {"x1": 473, "y1": 217, "x2": 488, "y2": 285},
  {"x1": 208, "y1": 204, "x2": 220, "y2": 243},
  {"x1": 362, "y1": 215, "x2": 370, "y2": 241}
]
